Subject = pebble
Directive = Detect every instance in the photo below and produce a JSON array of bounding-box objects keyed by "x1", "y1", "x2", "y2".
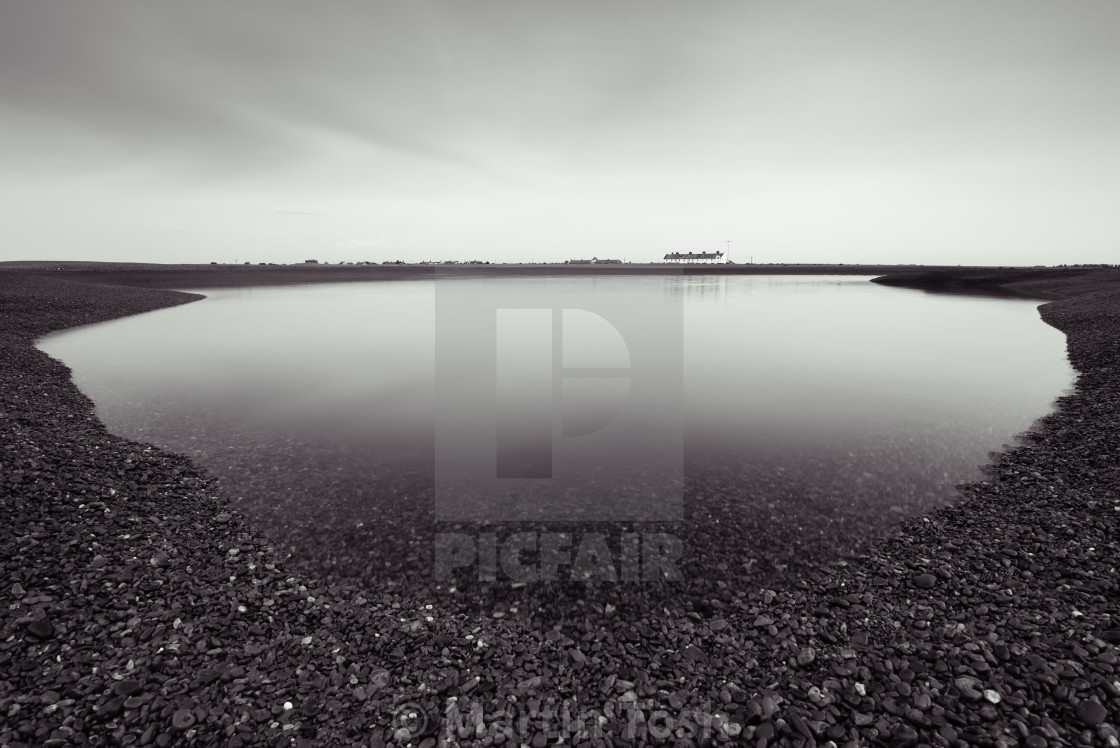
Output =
[
  {"x1": 369, "y1": 669, "x2": 392, "y2": 692},
  {"x1": 113, "y1": 679, "x2": 142, "y2": 697},
  {"x1": 26, "y1": 618, "x2": 54, "y2": 639},
  {"x1": 913, "y1": 573, "x2": 937, "y2": 589},
  {"x1": 955, "y1": 677, "x2": 983, "y2": 702},
  {"x1": 171, "y1": 708, "x2": 196, "y2": 730},
  {"x1": 99, "y1": 696, "x2": 125, "y2": 717},
  {"x1": 1077, "y1": 699, "x2": 1108, "y2": 726}
]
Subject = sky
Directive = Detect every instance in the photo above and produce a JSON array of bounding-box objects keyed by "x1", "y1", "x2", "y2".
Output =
[{"x1": 1, "y1": 1, "x2": 1118, "y2": 265}]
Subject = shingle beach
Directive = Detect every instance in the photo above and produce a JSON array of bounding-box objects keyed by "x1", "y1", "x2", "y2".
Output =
[{"x1": 3, "y1": 264, "x2": 1118, "y2": 747}]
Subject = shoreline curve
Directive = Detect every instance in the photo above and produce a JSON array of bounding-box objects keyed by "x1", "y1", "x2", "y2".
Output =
[{"x1": 2, "y1": 264, "x2": 1118, "y2": 746}]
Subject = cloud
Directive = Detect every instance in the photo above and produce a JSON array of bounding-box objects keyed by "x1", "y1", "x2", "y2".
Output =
[
  {"x1": 0, "y1": 2, "x2": 524, "y2": 185},
  {"x1": 2, "y1": 0, "x2": 1120, "y2": 263}
]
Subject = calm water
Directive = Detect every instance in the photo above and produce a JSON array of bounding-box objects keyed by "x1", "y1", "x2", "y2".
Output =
[{"x1": 38, "y1": 275, "x2": 1073, "y2": 592}]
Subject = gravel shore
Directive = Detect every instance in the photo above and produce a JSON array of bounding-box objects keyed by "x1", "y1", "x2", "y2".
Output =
[{"x1": 2, "y1": 267, "x2": 1119, "y2": 747}]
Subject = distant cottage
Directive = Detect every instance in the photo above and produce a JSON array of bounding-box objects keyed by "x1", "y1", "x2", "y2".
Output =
[
  {"x1": 664, "y1": 251, "x2": 726, "y2": 264},
  {"x1": 566, "y1": 257, "x2": 623, "y2": 265},
  {"x1": 304, "y1": 259, "x2": 319, "y2": 264}
]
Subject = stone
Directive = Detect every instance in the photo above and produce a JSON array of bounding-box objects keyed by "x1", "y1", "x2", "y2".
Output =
[
  {"x1": 369, "y1": 669, "x2": 392, "y2": 692},
  {"x1": 99, "y1": 696, "x2": 125, "y2": 717},
  {"x1": 113, "y1": 679, "x2": 142, "y2": 697},
  {"x1": 955, "y1": 677, "x2": 983, "y2": 702},
  {"x1": 1077, "y1": 699, "x2": 1107, "y2": 726},
  {"x1": 893, "y1": 724, "x2": 919, "y2": 743},
  {"x1": 26, "y1": 618, "x2": 54, "y2": 639},
  {"x1": 172, "y1": 708, "x2": 196, "y2": 730},
  {"x1": 913, "y1": 574, "x2": 937, "y2": 589}
]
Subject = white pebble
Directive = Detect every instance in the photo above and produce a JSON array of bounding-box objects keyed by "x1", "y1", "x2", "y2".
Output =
[
  {"x1": 283, "y1": 701, "x2": 292, "y2": 711},
  {"x1": 855, "y1": 683, "x2": 866, "y2": 696},
  {"x1": 983, "y1": 689, "x2": 1001, "y2": 704}
]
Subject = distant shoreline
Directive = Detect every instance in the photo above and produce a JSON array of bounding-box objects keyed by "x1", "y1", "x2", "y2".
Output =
[{"x1": 0, "y1": 260, "x2": 1104, "y2": 298}]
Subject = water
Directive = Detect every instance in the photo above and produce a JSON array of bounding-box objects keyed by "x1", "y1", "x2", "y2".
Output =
[{"x1": 38, "y1": 274, "x2": 1073, "y2": 608}]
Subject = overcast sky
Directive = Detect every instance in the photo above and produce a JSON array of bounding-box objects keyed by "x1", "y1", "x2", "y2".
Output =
[{"x1": 2, "y1": 1, "x2": 1118, "y2": 265}]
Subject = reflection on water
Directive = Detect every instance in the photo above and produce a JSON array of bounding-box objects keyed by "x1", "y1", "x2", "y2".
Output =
[{"x1": 38, "y1": 275, "x2": 1074, "y2": 599}]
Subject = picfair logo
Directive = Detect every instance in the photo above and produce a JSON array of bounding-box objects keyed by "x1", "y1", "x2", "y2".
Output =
[
  {"x1": 496, "y1": 307, "x2": 632, "y2": 478},
  {"x1": 434, "y1": 273, "x2": 683, "y2": 522}
]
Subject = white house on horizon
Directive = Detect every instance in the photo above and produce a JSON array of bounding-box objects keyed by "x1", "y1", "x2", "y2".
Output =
[{"x1": 663, "y1": 251, "x2": 727, "y2": 264}]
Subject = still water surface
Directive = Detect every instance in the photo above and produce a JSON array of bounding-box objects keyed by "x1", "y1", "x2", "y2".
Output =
[{"x1": 38, "y1": 275, "x2": 1073, "y2": 587}]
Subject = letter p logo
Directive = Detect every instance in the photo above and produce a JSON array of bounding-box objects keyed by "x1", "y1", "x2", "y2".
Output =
[
  {"x1": 496, "y1": 308, "x2": 632, "y2": 478},
  {"x1": 435, "y1": 273, "x2": 683, "y2": 522}
]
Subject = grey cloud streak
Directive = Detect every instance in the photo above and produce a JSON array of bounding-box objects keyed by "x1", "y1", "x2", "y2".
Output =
[
  {"x1": 0, "y1": 2, "x2": 515, "y2": 183},
  {"x1": 1, "y1": 0, "x2": 1119, "y2": 263}
]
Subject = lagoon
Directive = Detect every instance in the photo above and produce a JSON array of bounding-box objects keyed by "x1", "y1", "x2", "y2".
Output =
[{"x1": 38, "y1": 274, "x2": 1073, "y2": 589}]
